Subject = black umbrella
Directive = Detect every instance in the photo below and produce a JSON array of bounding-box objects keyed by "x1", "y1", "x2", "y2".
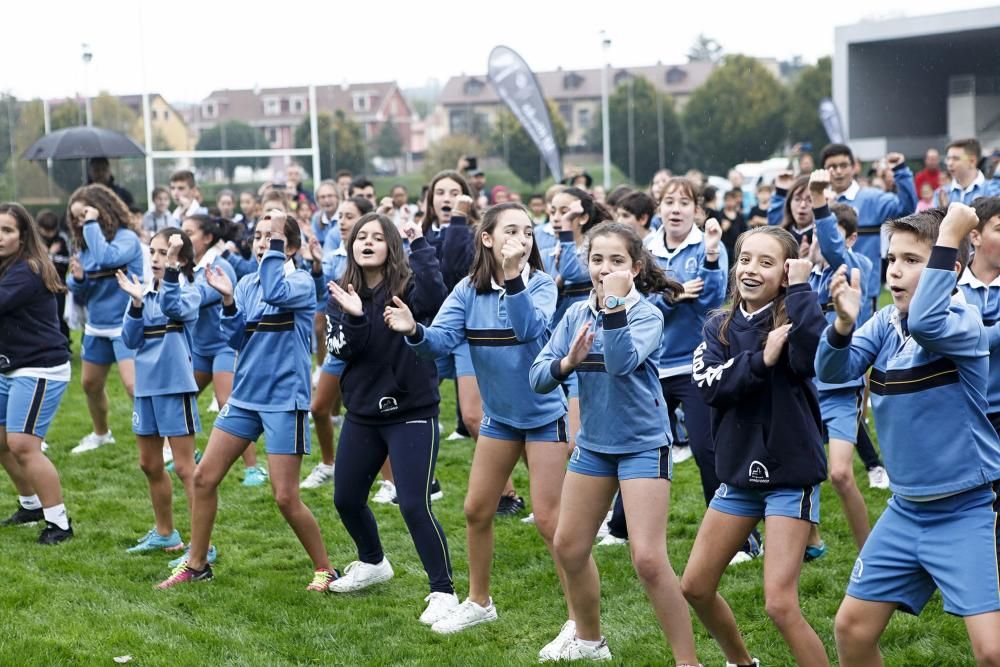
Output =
[{"x1": 21, "y1": 125, "x2": 146, "y2": 161}]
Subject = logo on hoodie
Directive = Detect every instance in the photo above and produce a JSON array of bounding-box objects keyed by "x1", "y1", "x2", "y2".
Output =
[
  {"x1": 748, "y1": 460, "x2": 770, "y2": 484},
  {"x1": 0, "y1": 355, "x2": 10, "y2": 371},
  {"x1": 379, "y1": 396, "x2": 399, "y2": 414},
  {"x1": 685, "y1": 257, "x2": 698, "y2": 274}
]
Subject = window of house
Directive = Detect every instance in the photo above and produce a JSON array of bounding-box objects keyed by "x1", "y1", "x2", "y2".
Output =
[
  {"x1": 666, "y1": 67, "x2": 687, "y2": 85},
  {"x1": 163, "y1": 109, "x2": 169, "y2": 120},
  {"x1": 559, "y1": 103, "x2": 573, "y2": 127},
  {"x1": 563, "y1": 73, "x2": 584, "y2": 90},
  {"x1": 151, "y1": 109, "x2": 158, "y2": 121},
  {"x1": 463, "y1": 78, "x2": 484, "y2": 95},
  {"x1": 577, "y1": 107, "x2": 591, "y2": 130},
  {"x1": 353, "y1": 93, "x2": 370, "y2": 112},
  {"x1": 291, "y1": 97, "x2": 305, "y2": 114},
  {"x1": 202, "y1": 101, "x2": 218, "y2": 119},
  {"x1": 266, "y1": 127, "x2": 278, "y2": 143},
  {"x1": 449, "y1": 109, "x2": 469, "y2": 134},
  {"x1": 263, "y1": 97, "x2": 280, "y2": 116}
]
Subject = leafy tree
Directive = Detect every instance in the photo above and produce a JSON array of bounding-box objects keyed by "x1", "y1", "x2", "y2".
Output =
[
  {"x1": 490, "y1": 101, "x2": 567, "y2": 185},
  {"x1": 785, "y1": 56, "x2": 832, "y2": 154},
  {"x1": 687, "y1": 34, "x2": 723, "y2": 63},
  {"x1": 586, "y1": 77, "x2": 684, "y2": 184},
  {"x1": 374, "y1": 119, "x2": 403, "y2": 158},
  {"x1": 195, "y1": 121, "x2": 269, "y2": 182},
  {"x1": 91, "y1": 92, "x2": 138, "y2": 137},
  {"x1": 422, "y1": 135, "x2": 482, "y2": 181},
  {"x1": 682, "y1": 54, "x2": 788, "y2": 175},
  {"x1": 295, "y1": 110, "x2": 366, "y2": 179}
]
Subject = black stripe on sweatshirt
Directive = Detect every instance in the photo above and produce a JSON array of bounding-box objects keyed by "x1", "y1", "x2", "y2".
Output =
[
  {"x1": 142, "y1": 320, "x2": 185, "y2": 339},
  {"x1": 869, "y1": 357, "x2": 959, "y2": 396},
  {"x1": 245, "y1": 312, "x2": 295, "y2": 336},
  {"x1": 576, "y1": 353, "x2": 606, "y2": 373},
  {"x1": 466, "y1": 328, "x2": 519, "y2": 347}
]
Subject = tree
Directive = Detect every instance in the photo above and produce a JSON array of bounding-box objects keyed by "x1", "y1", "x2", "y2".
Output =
[
  {"x1": 0, "y1": 95, "x2": 18, "y2": 177},
  {"x1": 295, "y1": 110, "x2": 366, "y2": 179},
  {"x1": 91, "y1": 92, "x2": 139, "y2": 138},
  {"x1": 586, "y1": 77, "x2": 684, "y2": 184},
  {"x1": 490, "y1": 101, "x2": 568, "y2": 185},
  {"x1": 374, "y1": 119, "x2": 403, "y2": 158},
  {"x1": 195, "y1": 121, "x2": 269, "y2": 182},
  {"x1": 422, "y1": 135, "x2": 482, "y2": 181},
  {"x1": 785, "y1": 56, "x2": 832, "y2": 155},
  {"x1": 682, "y1": 54, "x2": 788, "y2": 175},
  {"x1": 687, "y1": 34, "x2": 723, "y2": 63}
]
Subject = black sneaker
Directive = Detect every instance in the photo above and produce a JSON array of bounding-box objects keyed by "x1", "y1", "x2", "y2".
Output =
[
  {"x1": 1, "y1": 505, "x2": 44, "y2": 526},
  {"x1": 394, "y1": 479, "x2": 444, "y2": 505},
  {"x1": 38, "y1": 519, "x2": 74, "y2": 545},
  {"x1": 496, "y1": 494, "x2": 526, "y2": 517}
]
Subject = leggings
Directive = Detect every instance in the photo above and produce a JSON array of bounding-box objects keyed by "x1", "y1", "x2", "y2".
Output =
[{"x1": 333, "y1": 417, "x2": 454, "y2": 594}]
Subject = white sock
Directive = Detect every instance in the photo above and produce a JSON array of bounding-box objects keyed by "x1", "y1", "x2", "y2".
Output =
[
  {"x1": 19, "y1": 495, "x2": 42, "y2": 510},
  {"x1": 43, "y1": 504, "x2": 69, "y2": 530},
  {"x1": 576, "y1": 637, "x2": 603, "y2": 648}
]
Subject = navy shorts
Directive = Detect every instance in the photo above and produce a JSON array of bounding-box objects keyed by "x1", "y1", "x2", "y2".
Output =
[
  {"x1": 568, "y1": 444, "x2": 672, "y2": 481},
  {"x1": 710, "y1": 483, "x2": 821, "y2": 524},
  {"x1": 133, "y1": 393, "x2": 201, "y2": 437},
  {"x1": 214, "y1": 403, "x2": 310, "y2": 455},
  {"x1": 847, "y1": 483, "x2": 1000, "y2": 616},
  {"x1": 479, "y1": 414, "x2": 568, "y2": 443},
  {"x1": 0, "y1": 375, "x2": 68, "y2": 438}
]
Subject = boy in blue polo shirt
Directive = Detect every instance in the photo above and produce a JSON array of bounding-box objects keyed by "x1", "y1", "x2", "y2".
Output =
[{"x1": 817, "y1": 203, "x2": 1000, "y2": 666}]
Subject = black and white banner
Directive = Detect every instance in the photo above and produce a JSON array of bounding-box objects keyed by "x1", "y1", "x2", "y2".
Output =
[{"x1": 818, "y1": 98, "x2": 846, "y2": 144}]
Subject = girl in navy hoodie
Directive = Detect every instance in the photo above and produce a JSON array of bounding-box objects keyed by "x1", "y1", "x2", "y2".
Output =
[
  {"x1": 0, "y1": 203, "x2": 74, "y2": 544},
  {"x1": 682, "y1": 226, "x2": 829, "y2": 667},
  {"x1": 326, "y1": 212, "x2": 454, "y2": 625}
]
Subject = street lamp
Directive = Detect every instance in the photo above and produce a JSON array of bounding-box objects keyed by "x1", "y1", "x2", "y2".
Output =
[
  {"x1": 82, "y1": 43, "x2": 93, "y2": 126},
  {"x1": 600, "y1": 31, "x2": 611, "y2": 190}
]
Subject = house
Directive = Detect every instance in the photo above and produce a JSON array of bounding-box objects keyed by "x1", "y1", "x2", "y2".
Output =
[
  {"x1": 118, "y1": 94, "x2": 194, "y2": 151},
  {"x1": 187, "y1": 82, "x2": 418, "y2": 156},
  {"x1": 437, "y1": 61, "x2": 724, "y2": 149}
]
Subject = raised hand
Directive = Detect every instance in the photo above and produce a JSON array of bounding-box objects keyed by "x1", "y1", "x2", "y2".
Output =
[
  {"x1": 563, "y1": 322, "x2": 596, "y2": 371},
  {"x1": 166, "y1": 234, "x2": 184, "y2": 263},
  {"x1": 703, "y1": 218, "x2": 722, "y2": 254},
  {"x1": 763, "y1": 323, "x2": 792, "y2": 367},
  {"x1": 785, "y1": 257, "x2": 813, "y2": 285},
  {"x1": 774, "y1": 170, "x2": 795, "y2": 191},
  {"x1": 798, "y1": 234, "x2": 812, "y2": 260},
  {"x1": 455, "y1": 194, "x2": 474, "y2": 216},
  {"x1": 675, "y1": 277, "x2": 704, "y2": 301},
  {"x1": 115, "y1": 270, "x2": 145, "y2": 305},
  {"x1": 808, "y1": 169, "x2": 831, "y2": 196},
  {"x1": 383, "y1": 295, "x2": 417, "y2": 336},
  {"x1": 305, "y1": 236, "x2": 323, "y2": 264},
  {"x1": 500, "y1": 238, "x2": 525, "y2": 278},
  {"x1": 939, "y1": 202, "x2": 980, "y2": 248},
  {"x1": 377, "y1": 197, "x2": 394, "y2": 216},
  {"x1": 601, "y1": 270, "x2": 633, "y2": 298},
  {"x1": 83, "y1": 205, "x2": 100, "y2": 222},
  {"x1": 329, "y1": 282, "x2": 363, "y2": 317},
  {"x1": 263, "y1": 209, "x2": 287, "y2": 240},
  {"x1": 401, "y1": 220, "x2": 423, "y2": 242},
  {"x1": 204, "y1": 265, "x2": 234, "y2": 300},
  {"x1": 830, "y1": 265, "x2": 862, "y2": 335},
  {"x1": 885, "y1": 152, "x2": 906, "y2": 169},
  {"x1": 560, "y1": 200, "x2": 585, "y2": 230}
]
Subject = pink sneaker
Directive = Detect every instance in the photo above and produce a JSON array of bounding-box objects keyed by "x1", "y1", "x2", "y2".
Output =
[{"x1": 155, "y1": 563, "x2": 213, "y2": 590}]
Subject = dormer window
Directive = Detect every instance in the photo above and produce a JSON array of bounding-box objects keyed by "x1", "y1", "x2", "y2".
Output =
[
  {"x1": 463, "y1": 78, "x2": 485, "y2": 95},
  {"x1": 666, "y1": 67, "x2": 687, "y2": 84},
  {"x1": 563, "y1": 72, "x2": 584, "y2": 90}
]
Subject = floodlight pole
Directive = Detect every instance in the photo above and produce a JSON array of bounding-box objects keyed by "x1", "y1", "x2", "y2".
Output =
[{"x1": 600, "y1": 32, "x2": 611, "y2": 190}]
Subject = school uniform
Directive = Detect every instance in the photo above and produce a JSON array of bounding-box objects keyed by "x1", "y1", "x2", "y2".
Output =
[
  {"x1": 551, "y1": 231, "x2": 592, "y2": 328},
  {"x1": 220, "y1": 248, "x2": 258, "y2": 280},
  {"x1": 956, "y1": 266, "x2": 1000, "y2": 433},
  {"x1": 817, "y1": 246, "x2": 1000, "y2": 616},
  {"x1": 310, "y1": 210, "x2": 337, "y2": 248},
  {"x1": 0, "y1": 261, "x2": 71, "y2": 439},
  {"x1": 327, "y1": 235, "x2": 453, "y2": 595},
  {"x1": 766, "y1": 190, "x2": 816, "y2": 247},
  {"x1": 692, "y1": 283, "x2": 827, "y2": 522},
  {"x1": 190, "y1": 249, "x2": 238, "y2": 375},
  {"x1": 214, "y1": 240, "x2": 315, "y2": 455},
  {"x1": 122, "y1": 269, "x2": 202, "y2": 437},
  {"x1": 66, "y1": 221, "x2": 144, "y2": 365},
  {"x1": 535, "y1": 223, "x2": 559, "y2": 277},
  {"x1": 933, "y1": 170, "x2": 1000, "y2": 206},
  {"x1": 531, "y1": 288, "x2": 672, "y2": 480},
  {"x1": 408, "y1": 266, "x2": 567, "y2": 442},
  {"x1": 424, "y1": 216, "x2": 477, "y2": 380}
]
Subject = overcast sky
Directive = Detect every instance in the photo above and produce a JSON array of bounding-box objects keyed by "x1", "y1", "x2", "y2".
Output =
[{"x1": 4, "y1": 0, "x2": 996, "y2": 103}]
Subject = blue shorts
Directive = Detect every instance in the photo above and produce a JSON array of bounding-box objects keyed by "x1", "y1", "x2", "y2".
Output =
[
  {"x1": 133, "y1": 393, "x2": 201, "y2": 437},
  {"x1": 0, "y1": 375, "x2": 68, "y2": 438},
  {"x1": 81, "y1": 334, "x2": 135, "y2": 365},
  {"x1": 214, "y1": 403, "x2": 310, "y2": 456},
  {"x1": 321, "y1": 353, "x2": 346, "y2": 377},
  {"x1": 847, "y1": 483, "x2": 1000, "y2": 616},
  {"x1": 819, "y1": 386, "x2": 863, "y2": 444},
  {"x1": 568, "y1": 444, "x2": 672, "y2": 481},
  {"x1": 710, "y1": 483, "x2": 821, "y2": 524},
  {"x1": 192, "y1": 348, "x2": 236, "y2": 375},
  {"x1": 435, "y1": 342, "x2": 475, "y2": 380},
  {"x1": 479, "y1": 414, "x2": 568, "y2": 443}
]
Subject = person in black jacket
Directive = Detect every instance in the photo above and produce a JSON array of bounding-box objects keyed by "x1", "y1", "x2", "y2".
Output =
[
  {"x1": 325, "y1": 212, "x2": 458, "y2": 625},
  {"x1": 0, "y1": 203, "x2": 75, "y2": 544},
  {"x1": 682, "y1": 226, "x2": 830, "y2": 667}
]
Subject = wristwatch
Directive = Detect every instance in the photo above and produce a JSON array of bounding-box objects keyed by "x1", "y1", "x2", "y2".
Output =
[{"x1": 603, "y1": 295, "x2": 627, "y2": 310}]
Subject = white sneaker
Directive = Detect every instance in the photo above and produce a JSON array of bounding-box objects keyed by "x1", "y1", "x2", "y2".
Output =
[
  {"x1": 595, "y1": 509, "x2": 613, "y2": 540},
  {"x1": 672, "y1": 444, "x2": 693, "y2": 464},
  {"x1": 726, "y1": 659, "x2": 761, "y2": 667},
  {"x1": 521, "y1": 512, "x2": 536, "y2": 525},
  {"x1": 867, "y1": 465, "x2": 890, "y2": 490},
  {"x1": 430, "y1": 597, "x2": 498, "y2": 634},
  {"x1": 729, "y1": 544, "x2": 764, "y2": 566},
  {"x1": 372, "y1": 480, "x2": 397, "y2": 504},
  {"x1": 328, "y1": 558, "x2": 394, "y2": 592},
  {"x1": 596, "y1": 534, "x2": 627, "y2": 546},
  {"x1": 557, "y1": 637, "x2": 612, "y2": 661},
  {"x1": 300, "y1": 463, "x2": 335, "y2": 489},
  {"x1": 419, "y1": 591, "x2": 460, "y2": 625},
  {"x1": 445, "y1": 430, "x2": 465, "y2": 441},
  {"x1": 40, "y1": 441, "x2": 49, "y2": 454},
  {"x1": 162, "y1": 444, "x2": 174, "y2": 465},
  {"x1": 72, "y1": 431, "x2": 115, "y2": 454},
  {"x1": 208, "y1": 397, "x2": 220, "y2": 413},
  {"x1": 538, "y1": 620, "x2": 577, "y2": 662}
]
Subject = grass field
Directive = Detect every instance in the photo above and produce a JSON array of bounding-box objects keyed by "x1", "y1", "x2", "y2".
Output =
[{"x1": 0, "y1": 332, "x2": 979, "y2": 666}]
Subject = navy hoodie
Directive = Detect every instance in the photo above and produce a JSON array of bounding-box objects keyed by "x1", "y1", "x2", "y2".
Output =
[
  {"x1": 0, "y1": 260, "x2": 69, "y2": 372},
  {"x1": 327, "y1": 236, "x2": 448, "y2": 425},
  {"x1": 692, "y1": 283, "x2": 827, "y2": 489}
]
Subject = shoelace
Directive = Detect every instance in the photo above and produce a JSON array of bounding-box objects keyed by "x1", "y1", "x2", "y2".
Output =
[
  {"x1": 309, "y1": 570, "x2": 333, "y2": 588},
  {"x1": 341, "y1": 561, "x2": 362, "y2": 577},
  {"x1": 136, "y1": 529, "x2": 156, "y2": 544}
]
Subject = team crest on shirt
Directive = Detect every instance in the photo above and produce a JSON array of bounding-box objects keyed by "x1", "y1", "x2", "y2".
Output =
[
  {"x1": 685, "y1": 257, "x2": 698, "y2": 274},
  {"x1": 378, "y1": 396, "x2": 399, "y2": 414},
  {"x1": 851, "y1": 558, "x2": 864, "y2": 583},
  {"x1": 748, "y1": 460, "x2": 770, "y2": 484}
]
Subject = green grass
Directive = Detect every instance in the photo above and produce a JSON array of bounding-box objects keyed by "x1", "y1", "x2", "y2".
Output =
[{"x1": 0, "y1": 332, "x2": 977, "y2": 666}]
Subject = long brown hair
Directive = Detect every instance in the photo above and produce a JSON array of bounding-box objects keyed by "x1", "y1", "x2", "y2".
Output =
[
  {"x1": 714, "y1": 226, "x2": 799, "y2": 346},
  {"x1": 469, "y1": 203, "x2": 544, "y2": 293},
  {"x1": 338, "y1": 213, "x2": 412, "y2": 300},
  {"x1": 67, "y1": 184, "x2": 133, "y2": 249},
  {"x1": 0, "y1": 203, "x2": 66, "y2": 294},
  {"x1": 781, "y1": 176, "x2": 811, "y2": 230},
  {"x1": 586, "y1": 222, "x2": 683, "y2": 300},
  {"x1": 422, "y1": 170, "x2": 480, "y2": 234}
]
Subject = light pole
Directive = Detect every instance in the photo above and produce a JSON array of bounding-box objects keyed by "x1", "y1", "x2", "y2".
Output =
[
  {"x1": 81, "y1": 43, "x2": 93, "y2": 126},
  {"x1": 600, "y1": 31, "x2": 611, "y2": 190}
]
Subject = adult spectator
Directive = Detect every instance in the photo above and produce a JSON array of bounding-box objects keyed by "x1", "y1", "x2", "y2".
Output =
[
  {"x1": 914, "y1": 148, "x2": 942, "y2": 195},
  {"x1": 87, "y1": 157, "x2": 134, "y2": 207}
]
